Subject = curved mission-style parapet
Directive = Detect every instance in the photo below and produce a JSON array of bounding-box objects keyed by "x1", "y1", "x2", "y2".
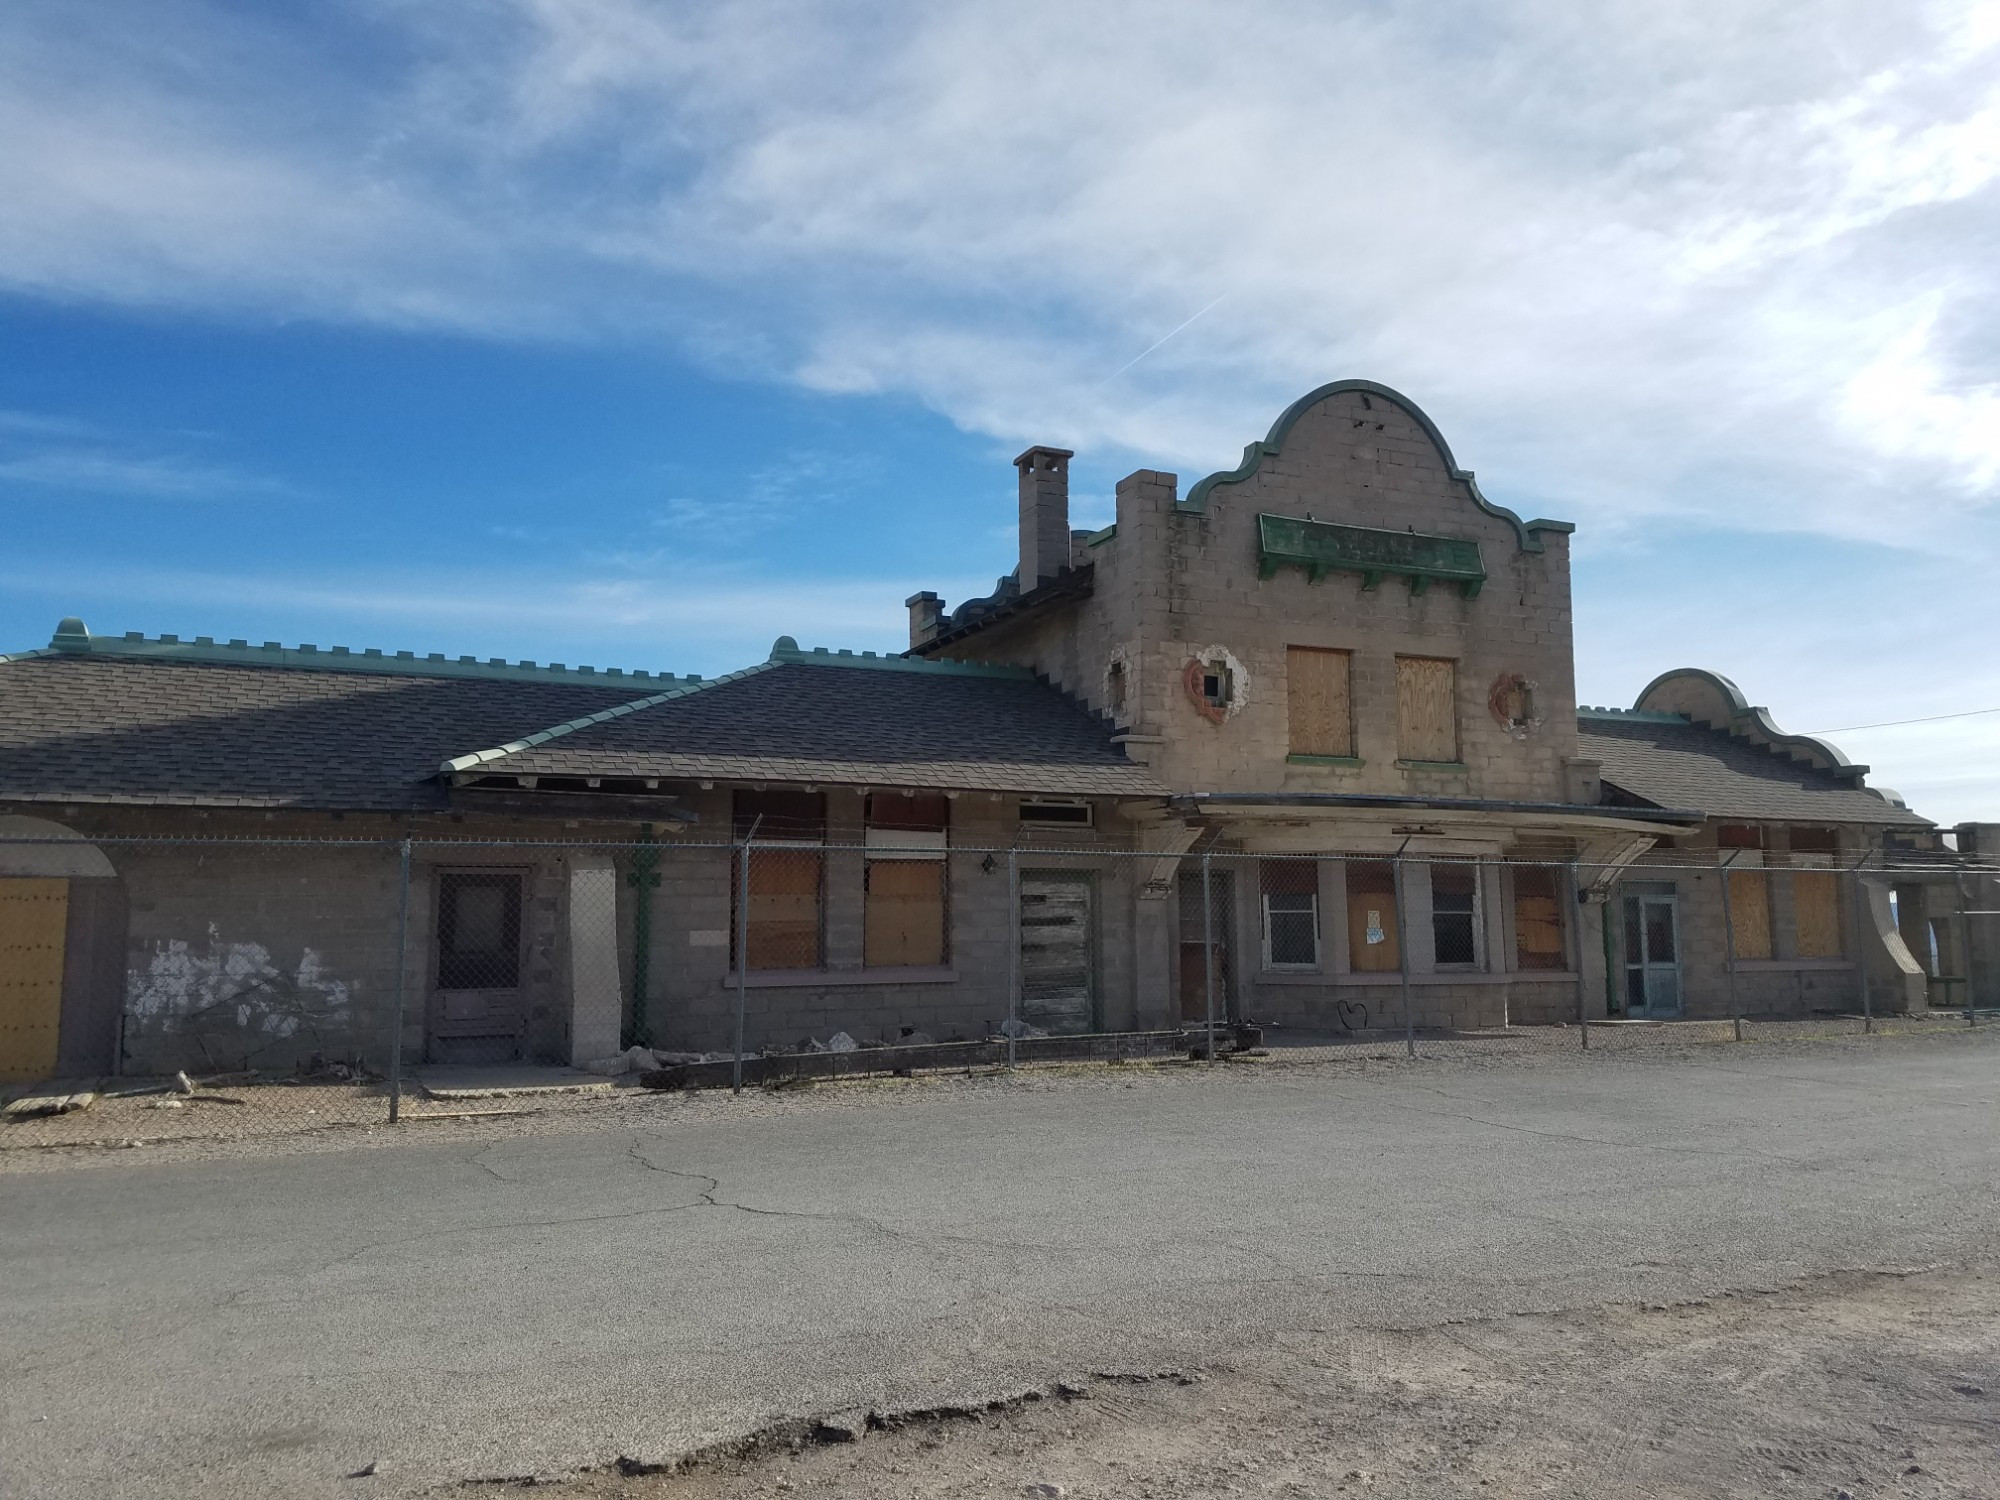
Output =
[{"x1": 1179, "y1": 378, "x2": 1576, "y2": 554}]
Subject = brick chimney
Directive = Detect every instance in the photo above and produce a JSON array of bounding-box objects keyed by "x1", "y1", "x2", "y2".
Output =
[
  {"x1": 905, "y1": 591, "x2": 943, "y2": 649},
  {"x1": 1016, "y1": 445, "x2": 1075, "y2": 591}
]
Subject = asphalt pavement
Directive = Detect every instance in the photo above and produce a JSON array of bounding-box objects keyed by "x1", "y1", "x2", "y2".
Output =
[{"x1": 3, "y1": 1032, "x2": 1997, "y2": 1499}]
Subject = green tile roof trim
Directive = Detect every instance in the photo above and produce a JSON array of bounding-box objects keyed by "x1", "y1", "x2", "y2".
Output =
[
  {"x1": 1257, "y1": 514, "x2": 1486, "y2": 597},
  {"x1": 767, "y1": 636, "x2": 1033, "y2": 678},
  {"x1": 33, "y1": 617, "x2": 703, "y2": 687},
  {"x1": 1577, "y1": 706, "x2": 1691, "y2": 725},
  {"x1": 1180, "y1": 379, "x2": 1576, "y2": 553}
]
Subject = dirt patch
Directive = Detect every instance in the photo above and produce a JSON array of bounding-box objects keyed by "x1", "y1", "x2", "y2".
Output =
[{"x1": 523, "y1": 1267, "x2": 2000, "y2": 1499}]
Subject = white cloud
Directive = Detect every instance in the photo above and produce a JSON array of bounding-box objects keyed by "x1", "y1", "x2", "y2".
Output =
[
  {"x1": 1, "y1": 1, "x2": 1994, "y2": 550},
  {"x1": 0, "y1": 448, "x2": 283, "y2": 498}
]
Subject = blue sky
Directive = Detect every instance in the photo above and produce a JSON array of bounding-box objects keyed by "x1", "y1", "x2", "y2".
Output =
[{"x1": 1, "y1": 0, "x2": 1996, "y2": 823}]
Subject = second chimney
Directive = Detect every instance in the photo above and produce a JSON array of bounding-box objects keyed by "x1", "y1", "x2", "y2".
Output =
[{"x1": 1016, "y1": 445, "x2": 1075, "y2": 591}]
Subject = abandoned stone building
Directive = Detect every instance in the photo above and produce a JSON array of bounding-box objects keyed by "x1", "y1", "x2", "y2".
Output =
[{"x1": 0, "y1": 379, "x2": 1988, "y2": 1083}]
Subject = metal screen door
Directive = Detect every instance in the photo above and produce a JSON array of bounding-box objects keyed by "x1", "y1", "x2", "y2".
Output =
[{"x1": 1622, "y1": 893, "x2": 1682, "y2": 1016}]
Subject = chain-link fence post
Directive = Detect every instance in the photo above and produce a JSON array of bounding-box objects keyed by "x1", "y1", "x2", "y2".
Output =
[
  {"x1": 1569, "y1": 861, "x2": 1589, "y2": 1052},
  {"x1": 1847, "y1": 854, "x2": 1873, "y2": 1034},
  {"x1": 733, "y1": 835, "x2": 750, "y2": 1094},
  {"x1": 388, "y1": 836, "x2": 411, "y2": 1124},
  {"x1": 1960, "y1": 877, "x2": 1977, "y2": 1027},
  {"x1": 1720, "y1": 851, "x2": 1744, "y2": 1041},
  {"x1": 627, "y1": 825, "x2": 659, "y2": 1048},
  {"x1": 1202, "y1": 849, "x2": 1217, "y2": 1063},
  {"x1": 1396, "y1": 853, "x2": 1415, "y2": 1059},
  {"x1": 1006, "y1": 848, "x2": 1020, "y2": 1069}
]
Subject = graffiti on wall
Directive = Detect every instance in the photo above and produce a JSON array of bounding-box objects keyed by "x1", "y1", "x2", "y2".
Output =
[{"x1": 126, "y1": 924, "x2": 357, "y2": 1069}]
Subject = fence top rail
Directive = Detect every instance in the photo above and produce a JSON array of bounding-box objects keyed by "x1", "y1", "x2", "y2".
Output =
[{"x1": 0, "y1": 833, "x2": 1989, "y2": 877}]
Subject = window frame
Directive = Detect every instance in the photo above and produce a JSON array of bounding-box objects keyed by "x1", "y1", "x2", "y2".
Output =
[
  {"x1": 1286, "y1": 645, "x2": 1355, "y2": 760},
  {"x1": 731, "y1": 790, "x2": 828, "y2": 972},
  {"x1": 1510, "y1": 864, "x2": 1568, "y2": 972},
  {"x1": 1259, "y1": 859, "x2": 1321, "y2": 971},
  {"x1": 1429, "y1": 862, "x2": 1482, "y2": 969},
  {"x1": 863, "y1": 792, "x2": 950, "y2": 969}
]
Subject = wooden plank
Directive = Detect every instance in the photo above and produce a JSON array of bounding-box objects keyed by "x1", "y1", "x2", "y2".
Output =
[
  {"x1": 864, "y1": 860, "x2": 946, "y2": 967},
  {"x1": 1395, "y1": 657, "x2": 1458, "y2": 762},
  {"x1": 1345, "y1": 861, "x2": 1401, "y2": 973},
  {"x1": 1286, "y1": 647, "x2": 1352, "y2": 757},
  {"x1": 0, "y1": 878, "x2": 68, "y2": 1084},
  {"x1": 1512, "y1": 867, "x2": 1566, "y2": 970},
  {"x1": 1729, "y1": 871, "x2": 1773, "y2": 959},
  {"x1": 1794, "y1": 871, "x2": 1843, "y2": 958}
]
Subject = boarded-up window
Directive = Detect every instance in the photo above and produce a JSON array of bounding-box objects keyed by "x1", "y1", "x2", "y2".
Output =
[
  {"x1": 1260, "y1": 859, "x2": 1320, "y2": 968},
  {"x1": 1727, "y1": 870, "x2": 1772, "y2": 959},
  {"x1": 732, "y1": 790, "x2": 826, "y2": 970},
  {"x1": 864, "y1": 862, "x2": 946, "y2": 967},
  {"x1": 1286, "y1": 647, "x2": 1352, "y2": 757},
  {"x1": 1513, "y1": 866, "x2": 1566, "y2": 971},
  {"x1": 733, "y1": 850, "x2": 823, "y2": 970},
  {"x1": 1345, "y1": 860, "x2": 1401, "y2": 972},
  {"x1": 1431, "y1": 864, "x2": 1479, "y2": 966},
  {"x1": 1719, "y1": 825, "x2": 1771, "y2": 960},
  {"x1": 1395, "y1": 656, "x2": 1458, "y2": 763},
  {"x1": 864, "y1": 793, "x2": 948, "y2": 967},
  {"x1": 1793, "y1": 872, "x2": 1842, "y2": 958}
]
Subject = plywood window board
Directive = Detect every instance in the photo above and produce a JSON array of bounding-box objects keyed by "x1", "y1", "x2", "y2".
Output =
[
  {"x1": 1286, "y1": 646, "x2": 1353, "y2": 757},
  {"x1": 1396, "y1": 656, "x2": 1458, "y2": 763}
]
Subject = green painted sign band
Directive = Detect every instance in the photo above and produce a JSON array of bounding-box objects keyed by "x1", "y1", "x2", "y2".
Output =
[{"x1": 1257, "y1": 514, "x2": 1486, "y2": 598}]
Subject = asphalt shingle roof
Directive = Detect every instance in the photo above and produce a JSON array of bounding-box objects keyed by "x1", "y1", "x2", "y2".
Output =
[
  {"x1": 457, "y1": 659, "x2": 1166, "y2": 797},
  {"x1": 1579, "y1": 716, "x2": 1928, "y2": 827},
  {"x1": 0, "y1": 654, "x2": 644, "y2": 810}
]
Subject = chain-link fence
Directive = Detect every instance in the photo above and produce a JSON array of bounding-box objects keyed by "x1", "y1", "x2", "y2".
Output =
[{"x1": 2, "y1": 833, "x2": 1993, "y2": 1152}]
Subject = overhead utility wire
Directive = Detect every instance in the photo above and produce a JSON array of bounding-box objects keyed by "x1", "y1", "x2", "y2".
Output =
[{"x1": 1807, "y1": 705, "x2": 2000, "y2": 735}]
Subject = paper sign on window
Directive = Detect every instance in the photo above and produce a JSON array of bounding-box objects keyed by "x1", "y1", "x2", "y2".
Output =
[{"x1": 1366, "y1": 910, "x2": 1385, "y2": 944}]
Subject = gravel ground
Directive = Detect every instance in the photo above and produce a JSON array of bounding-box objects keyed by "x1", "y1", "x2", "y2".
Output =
[{"x1": 539, "y1": 1265, "x2": 2000, "y2": 1500}]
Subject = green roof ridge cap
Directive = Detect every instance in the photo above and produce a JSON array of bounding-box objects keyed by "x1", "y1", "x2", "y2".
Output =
[
  {"x1": 1179, "y1": 378, "x2": 1575, "y2": 554},
  {"x1": 769, "y1": 637, "x2": 1033, "y2": 678},
  {"x1": 39, "y1": 619, "x2": 699, "y2": 687},
  {"x1": 440, "y1": 661, "x2": 782, "y2": 776}
]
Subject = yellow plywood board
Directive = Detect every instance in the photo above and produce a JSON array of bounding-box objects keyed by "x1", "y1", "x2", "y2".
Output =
[{"x1": 0, "y1": 878, "x2": 68, "y2": 1083}]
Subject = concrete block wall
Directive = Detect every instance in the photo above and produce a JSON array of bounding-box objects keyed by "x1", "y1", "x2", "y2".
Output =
[
  {"x1": 115, "y1": 841, "x2": 409, "y2": 1075},
  {"x1": 1615, "y1": 827, "x2": 1889, "y2": 1018},
  {"x1": 634, "y1": 791, "x2": 1147, "y2": 1054}
]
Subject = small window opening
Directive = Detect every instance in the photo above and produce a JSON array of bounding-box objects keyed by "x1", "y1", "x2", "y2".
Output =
[
  {"x1": 1202, "y1": 664, "x2": 1232, "y2": 709},
  {"x1": 1020, "y1": 801, "x2": 1093, "y2": 827},
  {"x1": 1107, "y1": 659, "x2": 1126, "y2": 712}
]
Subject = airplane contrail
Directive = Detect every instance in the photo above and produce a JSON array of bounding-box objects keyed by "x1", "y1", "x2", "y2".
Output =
[{"x1": 1098, "y1": 292, "x2": 1232, "y2": 385}]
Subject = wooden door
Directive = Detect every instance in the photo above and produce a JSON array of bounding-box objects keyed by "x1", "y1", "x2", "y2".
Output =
[
  {"x1": 0, "y1": 879, "x2": 68, "y2": 1082},
  {"x1": 1019, "y1": 874, "x2": 1095, "y2": 1034},
  {"x1": 1177, "y1": 869, "x2": 1232, "y2": 1023}
]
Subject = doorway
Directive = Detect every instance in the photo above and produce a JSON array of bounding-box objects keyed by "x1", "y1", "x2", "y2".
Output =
[
  {"x1": 427, "y1": 869, "x2": 527, "y2": 1062},
  {"x1": 0, "y1": 878, "x2": 67, "y2": 1082},
  {"x1": 1621, "y1": 890, "x2": 1682, "y2": 1016},
  {"x1": 1177, "y1": 868, "x2": 1233, "y2": 1024},
  {"x1": 1019, "y1": 873, "x2": 1096, "y2": 1034}
]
